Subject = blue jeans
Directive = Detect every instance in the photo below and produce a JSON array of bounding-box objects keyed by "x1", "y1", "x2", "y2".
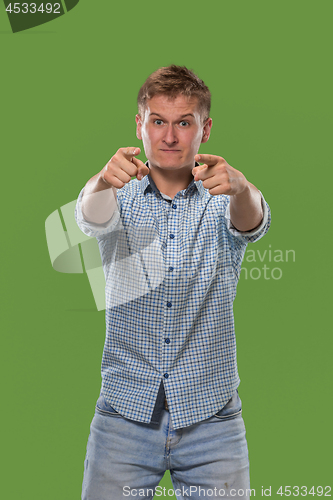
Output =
[{"x1": 82, "y1": 391, "x2": 250, "y2": 499}]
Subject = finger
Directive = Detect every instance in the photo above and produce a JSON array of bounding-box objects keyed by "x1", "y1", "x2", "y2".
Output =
[
  {"x1": 192, "y1": 164, "x2": 207, "y2": 174},
  {"x1": 208, "y1": 184, "x2": 232, "y2": 196},
  {"x1": 132, "y1": 157, "x2": 150, "y2": 180},
  {"x1": 103, "y1": 166, "x2": 132, "y2": 187},
  {"x1": 120, "y1": 147, "x2": 141, "y2": 159},
  {"x1": 195, "y1": 154, "x2": 223, "y2": 166},
  {"x1": 192, "y1": 164, "x2": 210, "y2": 181},
  {"x1": 109, "y1": 150, "x2": 139, "y2": 177},
  {"x1": 202, "y1": 176, "x2": 225, "y2": 191}
]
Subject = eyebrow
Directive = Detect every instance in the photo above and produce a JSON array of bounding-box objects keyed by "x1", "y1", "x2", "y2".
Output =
[{"x1": 149, "y1": 112, "x2": 195, "y2": 119}]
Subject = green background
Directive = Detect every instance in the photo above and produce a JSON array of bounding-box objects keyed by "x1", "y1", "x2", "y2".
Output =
[{"x1": 1, "y1": 1, "x2": 332, "y2": 498}]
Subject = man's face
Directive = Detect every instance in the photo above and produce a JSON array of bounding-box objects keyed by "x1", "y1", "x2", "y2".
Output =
[{"x1": 136, "y1": 94, "x2": 212, "y2": 172}]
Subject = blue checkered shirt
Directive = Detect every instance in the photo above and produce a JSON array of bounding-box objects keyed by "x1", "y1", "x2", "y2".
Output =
[{"x1": 75, "y1": 172, "x2": 270, "y2": 429}]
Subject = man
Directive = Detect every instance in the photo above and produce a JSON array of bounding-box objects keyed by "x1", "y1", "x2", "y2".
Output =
[{"x1": 75, "y1": 65, "x2": 271, "y2": 500}]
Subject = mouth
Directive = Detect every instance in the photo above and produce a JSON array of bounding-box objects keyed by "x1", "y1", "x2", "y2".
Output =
[{"x1": 160, "y1": 149, "x2": 181, "y2": 153}]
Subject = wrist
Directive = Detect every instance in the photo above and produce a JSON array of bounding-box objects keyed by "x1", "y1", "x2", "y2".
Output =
[{"x1": 231, "y1": 179, "x2": 251, "y2": 199}]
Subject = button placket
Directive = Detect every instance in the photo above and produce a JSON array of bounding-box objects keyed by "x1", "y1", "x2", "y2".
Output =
[{"x1": 162, "y1": 195, "x2": 181, "y2": 375}]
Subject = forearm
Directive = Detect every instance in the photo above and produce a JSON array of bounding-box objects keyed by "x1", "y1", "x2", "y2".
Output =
[
  {"x1": 81, "y1": 172, "x2": 118, "y2": 224},
  {"x1": 230, "y1": 182, "x2": 263, "y2": 232}
]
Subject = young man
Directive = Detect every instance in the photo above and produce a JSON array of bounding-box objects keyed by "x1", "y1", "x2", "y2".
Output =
[{"x1": 76, "y1": 65, "x2": 271, "y2": 500}]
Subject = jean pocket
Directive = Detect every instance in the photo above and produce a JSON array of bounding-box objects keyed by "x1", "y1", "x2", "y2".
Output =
[
  {"x1": 213, "y1": 390, "x2": 242, "y2": 420},
  {"x1": 95, "y1": 394, "x2": 122, "y2": 417}
]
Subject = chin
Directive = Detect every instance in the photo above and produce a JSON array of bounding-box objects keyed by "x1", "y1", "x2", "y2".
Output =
[
  {"x1": 148, "y1": 156, "x2": 180, "y2": 169},
  {"x1": 158, "y1": 161, "x2": 185, "y2": 170}
]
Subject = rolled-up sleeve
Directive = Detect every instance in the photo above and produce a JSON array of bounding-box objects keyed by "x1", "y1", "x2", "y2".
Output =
[
  {"x1": 225, "y1": 191, "x2": 271, "y2": 243},
  {"x1": 75, "y1": 187, "x2": 121, "y2": 239}
]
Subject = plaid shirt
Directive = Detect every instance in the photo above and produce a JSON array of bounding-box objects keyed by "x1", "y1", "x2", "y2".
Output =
[{"x1": 75, "y1": 172, "x2": 270, "y2": 429}]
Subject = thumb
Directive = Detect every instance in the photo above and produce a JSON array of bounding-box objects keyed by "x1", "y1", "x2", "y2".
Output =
[{"x1": 132, "y1": 157, "x2": 149, "y2": 180}]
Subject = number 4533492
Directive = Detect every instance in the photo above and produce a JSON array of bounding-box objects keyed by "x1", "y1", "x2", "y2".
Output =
[
  {"x1": 277, "y1": 486, "x2": 331, "y2": 496},
  {"x1": 5, "y1": 3, "x2": 61, "y2": 14}
]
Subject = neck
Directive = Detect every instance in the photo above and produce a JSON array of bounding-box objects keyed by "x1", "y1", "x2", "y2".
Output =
[{"x1": 148, "y1": 163, "x2": 194, "y2": 199}]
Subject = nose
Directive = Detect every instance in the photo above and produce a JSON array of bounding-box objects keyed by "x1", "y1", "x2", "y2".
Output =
[{"x1": 163, "y1": 124, "x2": 178, "y2": 146}]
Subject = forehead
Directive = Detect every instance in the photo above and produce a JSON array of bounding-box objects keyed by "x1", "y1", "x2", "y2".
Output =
[{"x1": 144, "y1": 94, "x2": 200, "y2": 118}]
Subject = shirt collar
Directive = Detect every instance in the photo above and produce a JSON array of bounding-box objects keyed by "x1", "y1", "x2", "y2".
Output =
[{"x1": 139, "y1": 161, "x2": 205, "y2": 198}]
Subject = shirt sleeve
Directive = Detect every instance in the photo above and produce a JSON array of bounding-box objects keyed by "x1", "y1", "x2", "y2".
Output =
[
  {"x1": 74, "y1": 187, "x2": 121, "y2": 238},
  {"x1": 225, "y1": 191, "x2": 271, "y2": 243}
]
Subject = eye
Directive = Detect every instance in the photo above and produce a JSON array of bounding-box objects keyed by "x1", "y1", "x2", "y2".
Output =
[
  {"x1": 154, "y1": 119, "x2": 163, "y2": 125},
  {"x1": 180, "y1": 121, "x2": 189, "y2": 127}
]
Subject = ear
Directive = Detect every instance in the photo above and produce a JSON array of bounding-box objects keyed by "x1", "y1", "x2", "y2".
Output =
[
  {"x1": 136, "y1": 114, "x2": 142, "y2": 140},
  {"x1": 201, "y1": 118, "x2": 213, "y2": 143}
]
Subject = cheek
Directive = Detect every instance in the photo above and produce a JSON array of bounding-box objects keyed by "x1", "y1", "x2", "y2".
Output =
[
  {"x1": 187, "y1": 130, "x2": 202, "y2": 149},
  {"x1": 142, "y1": 127, "x2": 157, "y2": 146},
  {"x1": 141, "y1": 130, "x2": 151, "y2": 149}
]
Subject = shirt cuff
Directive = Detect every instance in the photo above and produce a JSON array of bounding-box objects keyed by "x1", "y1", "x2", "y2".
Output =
[
  {"x1": 225, "y1": 191, "x2": 270, "y2": 241},
  {"x1": 75, "y1": 187, "x2": 121, "y2": 238}
]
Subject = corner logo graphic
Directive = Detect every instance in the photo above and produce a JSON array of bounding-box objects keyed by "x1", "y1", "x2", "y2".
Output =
[
  {"x1": 45, "y1": 200, "x2": 107, "y2": 311},
  {"x1": 45, "y1": 199, "x2": 165, "y2": 311},
  {"x1": 3, "y1": 1, "x2": 79, "y2": 33}
]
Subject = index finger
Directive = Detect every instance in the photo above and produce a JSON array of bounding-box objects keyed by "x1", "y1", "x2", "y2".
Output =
[
  {"x1": 194, "y1": 154, "x2": 223, "y2": 166},
  {"x1": 120, "y1": 147, "x2": 141, "y2": 159}
]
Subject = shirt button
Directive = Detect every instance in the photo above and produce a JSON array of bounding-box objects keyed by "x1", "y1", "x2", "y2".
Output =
[
  {"x1": 172, "y1": 204, "x2": 177, "y2": 209},
  {"x1": 169, "y1": 234, "x2": 175, "y2": 239},
  {"x1": 165, "y1": 338, "x2": 170, "y2": 344},
  {"x1": 164, "y1": 373, "x2": 169, "y2": 378},
  {"x1": 167, "y1": 302, "x2": 172, "y2": 308},
  {"x1": 168, "y1": 267, "x2": 174, "y2": 272}
]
